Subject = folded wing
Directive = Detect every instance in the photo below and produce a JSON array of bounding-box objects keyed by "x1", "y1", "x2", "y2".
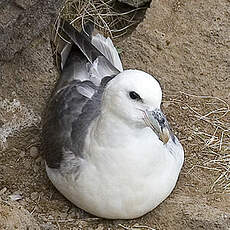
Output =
[{"x1": 42, "y1": 21, "x2": 122, "y2": 169}]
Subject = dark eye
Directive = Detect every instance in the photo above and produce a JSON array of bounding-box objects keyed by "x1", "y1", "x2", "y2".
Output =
[{"x1": 129, "y1": 91, "x2": 142, "y2": 101}]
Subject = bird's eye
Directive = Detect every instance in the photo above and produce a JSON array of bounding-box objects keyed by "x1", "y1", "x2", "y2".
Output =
[{"x1": 129, "y1": 91, "x2": 142, "y2": 101}]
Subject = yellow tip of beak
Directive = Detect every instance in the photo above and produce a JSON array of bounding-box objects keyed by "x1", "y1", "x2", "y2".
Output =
[{"x1": 159, "y1": 127, "x2": 170, "y2": 144}]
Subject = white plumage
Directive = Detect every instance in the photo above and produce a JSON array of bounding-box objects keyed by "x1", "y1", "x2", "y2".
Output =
[{"x1": 43, "y1": 21, "x2": 184, "y2": 219}]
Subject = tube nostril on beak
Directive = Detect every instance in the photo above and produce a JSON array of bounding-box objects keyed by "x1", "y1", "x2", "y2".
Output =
[
  {"x1": 153, "y1": 110, "x2": 166, "y2": 125},
  {"x1": 159, "y1": 117, "x2": 165, "y2": 124},
  {"x1": 144, "y1": 109, "x2": 170, "y2": 144}
]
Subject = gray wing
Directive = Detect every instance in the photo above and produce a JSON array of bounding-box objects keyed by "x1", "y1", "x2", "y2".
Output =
[
  {"x1": 42, "y1": 21, "x2": 120, "y2": 169},
  {"x1": 43, "y1": 80, "x2": 95, "y2": 168}
]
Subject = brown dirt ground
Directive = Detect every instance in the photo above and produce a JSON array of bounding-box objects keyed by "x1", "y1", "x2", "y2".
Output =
[{"x1": 1, "y1": 0, "x2": 230, "y2": 229}]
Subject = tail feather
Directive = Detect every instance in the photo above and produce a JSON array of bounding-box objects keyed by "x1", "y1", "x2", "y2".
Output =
[
  {"x1": 92, "y1": 34, "x2": 123, "y2": 72},
  {"x1": 60, "y1": 43, "x2": 72, "y2": 70},
  {"x1": 80, "y1": 21, "x2": 94, "y2": 41},
  {"x1": 56, "y1": 20, "x2": 122, "y2": 92},
  {"x1": 61, "y1": 20, "x2": 120, "y2": 74}
]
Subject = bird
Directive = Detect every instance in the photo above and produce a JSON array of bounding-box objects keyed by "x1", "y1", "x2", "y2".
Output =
[{"x1": 42, "y1": 20, "x2": 184, "y2": 219}]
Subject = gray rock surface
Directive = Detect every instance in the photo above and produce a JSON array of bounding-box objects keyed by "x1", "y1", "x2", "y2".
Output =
[
  {"x1": 0, "y1": 0, "x2": 230, "y2": 229},
  {"x1": 0, "y1": 0, "x2": 63, "y2": 61},
  {"x1": 0, "y1": 0, "x2": 64, "y2": 148}
]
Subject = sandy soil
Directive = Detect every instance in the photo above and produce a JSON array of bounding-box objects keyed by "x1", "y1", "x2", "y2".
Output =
[{"x1": 0, "y1": 0, "x2": 230, "y2": 229}]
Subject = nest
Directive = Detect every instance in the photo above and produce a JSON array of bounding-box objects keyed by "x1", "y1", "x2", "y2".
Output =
[
  {"x1": 57, "y1": 0, "x2": 147, "y2": 38},
  {"x1": 51, "y1": 0, "x2": 147, "y2": 73}
]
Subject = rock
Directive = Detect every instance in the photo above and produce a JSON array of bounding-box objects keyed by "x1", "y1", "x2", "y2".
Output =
[
  {"x1": 9, "y1": 194, "x2": 23, "y2": 201},
  {"x1": 48, "y1": 215, "x2": 54, "y2": 220},
  {"x1": 1, "y1": 0, "x2": 230, "y2": 229},
  {"x1": 0, "y1": 0, "x2": 63, "y2": 148},
  {"x1": 0, "y1": 0, "x2": 64, "y2": 62},
  {"x1": 118, "y1": 0, "x2": 151, "y2": 7}
]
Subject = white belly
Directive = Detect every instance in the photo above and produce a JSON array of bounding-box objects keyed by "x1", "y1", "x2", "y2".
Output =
[{"x1": 46, "y1": 136, "x2": 183, "y2": 219}]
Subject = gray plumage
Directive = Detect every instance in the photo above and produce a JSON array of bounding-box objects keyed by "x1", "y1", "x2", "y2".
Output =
[
  {"x1": 42, "y1": 21, "x2": 184, "y2": 219},
  {"x1": 42, "y1": 21, "x2": 119, "y2": 169}
]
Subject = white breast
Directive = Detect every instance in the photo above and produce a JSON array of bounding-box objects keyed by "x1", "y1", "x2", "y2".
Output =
[{"x1": 46, "y1": 128, "x2": 183, "y2": 219}]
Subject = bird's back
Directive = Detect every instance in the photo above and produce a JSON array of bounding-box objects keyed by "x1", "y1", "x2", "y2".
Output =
[{"x1": 42, "y1": 21, "x2": 122, "y2": 169}]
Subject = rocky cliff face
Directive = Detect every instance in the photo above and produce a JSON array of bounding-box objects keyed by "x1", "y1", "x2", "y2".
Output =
[
  {"x1": 0, "y1": 0, "x2": 230, "y2": 229},
  {"x1": 0, "y1": 0, "x2": 63, "y2": 61},
  {"x1": 0, "y1": 0, "x2": 64, "y2": 148},
  {"x1": 0, "y1": 2, "x2": 63, "y2": 227}
]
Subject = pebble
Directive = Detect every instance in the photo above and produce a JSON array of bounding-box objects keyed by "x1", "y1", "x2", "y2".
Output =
[
  {"x1": 31, "y1": 192, "x2": 39, "y2": 201},
  {"x1": 9, "y1": 194, "x2": 23, "y2": 201},
  {"x1": 30, "y1": 146, "x2": 39, "y2": 158},
  {"x1": 48, "y1": 215, "x2": 54, "y2": 220}
]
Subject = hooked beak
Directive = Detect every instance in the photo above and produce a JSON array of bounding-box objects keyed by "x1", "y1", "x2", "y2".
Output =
[{"x1": 143, "y1": 109, "x2": 170, "y2": 144}]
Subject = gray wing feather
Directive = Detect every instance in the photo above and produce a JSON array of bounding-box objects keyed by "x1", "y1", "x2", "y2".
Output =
[
  {"x1": 42, "y1": 21, "x2": 118, "y2": 169},
  {"x1": 62, "y1": 21, "x2": 120, "y2": 75},
  {"x1": 92, "y1": 34, "x2": 123, "y2": 72},
  {"x1": 43, "y1": 81, "x2": 90, "y2": 168},
  {"x1": 60, "y1": 43, "x2": 72, "y2": 70}
]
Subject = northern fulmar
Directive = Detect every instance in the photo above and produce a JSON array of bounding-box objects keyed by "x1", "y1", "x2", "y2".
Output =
[{"x1": 42, "y1": 21, "x2": 184, "y2": 219}]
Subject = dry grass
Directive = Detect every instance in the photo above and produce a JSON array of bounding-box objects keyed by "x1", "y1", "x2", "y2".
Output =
[
  {"x1": 58, "y1": 0, "x2": 146, "y2": 38},
  {"x1": 164, "y1": 92, "x2": 230, "y2": 193},
  {"x1": 118, "y1": 223, "x2": 156, "y2": 230},
  {"x1": 51, "y1": 0, "x2": 146, "y2": 71}
]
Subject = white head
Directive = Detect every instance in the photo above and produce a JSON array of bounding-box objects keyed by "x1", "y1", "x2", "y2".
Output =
[{"x1": 102, "y1": 70, "x2": 170, "y2": 144}]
